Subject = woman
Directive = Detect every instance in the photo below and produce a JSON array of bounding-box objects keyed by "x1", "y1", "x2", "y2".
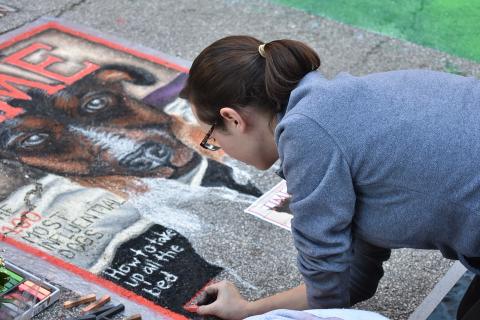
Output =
[{"x1": 179, "y1": 36, "x2": 480, "y2": 320}]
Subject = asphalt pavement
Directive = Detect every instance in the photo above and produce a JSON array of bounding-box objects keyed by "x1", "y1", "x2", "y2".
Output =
[{"x1": 2, "y1": 1, "x2": 480, "y2": 319}]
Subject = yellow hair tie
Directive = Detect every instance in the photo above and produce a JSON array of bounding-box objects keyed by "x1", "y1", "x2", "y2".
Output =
[{"x1": 258, "y1": 44, "x2": 266, "y2": 58}]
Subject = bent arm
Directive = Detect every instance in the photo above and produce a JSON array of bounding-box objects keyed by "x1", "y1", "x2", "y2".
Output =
[
  {"x1": 276, "y1": 113, "x2": 356, "y2": 308},
  {"x1": 246, "y1": 284, "x2": 308, "y2": 316},
  {"x1": 196, "y1": 281, "x2": 307, "y2": 319}
]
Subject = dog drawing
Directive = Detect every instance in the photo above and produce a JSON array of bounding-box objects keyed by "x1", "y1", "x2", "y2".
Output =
[{"x1": 0, "y1": 64, "x2": 261, "y2": 197}]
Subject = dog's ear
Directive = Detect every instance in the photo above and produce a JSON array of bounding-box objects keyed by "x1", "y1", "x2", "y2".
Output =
[
  {"x1": 93, "y1": 64, "x2": 156, "y2": 86},
  {"x1": 8, "y1": 89, "x2": 49, "y2": 114},
  {"x1": 143, "y1": 73, "x2": 188, "y2": 109}
]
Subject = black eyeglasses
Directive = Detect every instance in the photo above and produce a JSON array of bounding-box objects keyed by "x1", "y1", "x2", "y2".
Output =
[{"x1": 200, "y1": 123, "x2": 221, "y2": 151}]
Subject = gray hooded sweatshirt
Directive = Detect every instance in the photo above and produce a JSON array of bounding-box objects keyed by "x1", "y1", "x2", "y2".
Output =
[{"x1": 274, "y1": 70, "x2": 480, "y2": 308}]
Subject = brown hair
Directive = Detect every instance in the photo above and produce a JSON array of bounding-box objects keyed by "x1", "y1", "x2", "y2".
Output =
[{"x1": 179, "y1": 36, "x2": 320, "y2": 128}]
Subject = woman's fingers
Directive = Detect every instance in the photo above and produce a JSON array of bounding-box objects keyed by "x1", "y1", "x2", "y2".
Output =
[
  {"x1": 195, "y1": 280, "x2": 248, "y2": 319},
  {"x1": 205, "y1": 282, "x2": 221, "y2": 295},
  {"x1": 196, "y1": 281, "x2": 225, "y2": 315},
  {"x1": 197, "y1": 302, "x2": 216, "y2": 315}
]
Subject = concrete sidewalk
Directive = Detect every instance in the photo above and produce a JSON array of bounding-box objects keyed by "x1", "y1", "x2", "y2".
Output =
[{"x1": 2, "y1": 1, "x2": 479, "y2": 319}]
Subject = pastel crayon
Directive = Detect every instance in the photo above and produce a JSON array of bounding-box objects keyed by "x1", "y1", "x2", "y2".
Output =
[
  {"x1": 96, "y1": 304, "x2": 125, "y2": 319},
  {"x1": 82, "y1": 295, "x2": 111, "y2": 314},
  {"x1": 64, "y1": 293, "x2": 96, "y2": 308},
  {"x1": 85, "y1": 304, "x2": 114, "y2": 315},
  {"x1": 19, "y1": 283, "x2": 46, "y2": 300},
  {"x1": 0, "y1": 280, "x2": 20, "y2": 295},
  {"x1": 123, "y1": 315, "x2": 142, "y2": 320},
  {"x1": 8, "y1": 287, "x2": 42, "y2": 308},
  {"x1": 183, "y1": 304, "x2": 198, "y2": 313},
  {"x1": 23, "y1": 280, "x2": 51, "y2": 296},
  {"x1": 4, "y1": 291, "x2": 31, "y2": 307},
  {"x1": 183, "y1": 281, "x2": 218, "y2": 314},
  {"x1": 1, "y1": 267, "x2": 23, "y2": 282},
  {"x1": 0, "y1": 267, "x2": 24, "y2": 295}
]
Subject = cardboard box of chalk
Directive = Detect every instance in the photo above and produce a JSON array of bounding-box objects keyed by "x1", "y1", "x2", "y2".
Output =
[{"x1": 0, "y1": 261, "x2": 60, "y2": 320}]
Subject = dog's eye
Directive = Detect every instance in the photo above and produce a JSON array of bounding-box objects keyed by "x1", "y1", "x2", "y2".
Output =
[
  {"x1": 20, "y1": 133, "x2": 49, "y2": 148},
  {"x1": 82, "y1": 96, "x2": 110, "y2": 113}
]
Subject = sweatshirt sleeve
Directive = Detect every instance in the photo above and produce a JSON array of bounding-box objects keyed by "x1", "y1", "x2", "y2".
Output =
[{"x1": 276, "y1": 113, "x2": 356, "y2": 308}]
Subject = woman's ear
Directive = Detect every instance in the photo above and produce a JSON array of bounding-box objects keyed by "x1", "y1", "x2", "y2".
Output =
[{"x1": 219, "y1": 107, "x2": 247, "y2": 132}]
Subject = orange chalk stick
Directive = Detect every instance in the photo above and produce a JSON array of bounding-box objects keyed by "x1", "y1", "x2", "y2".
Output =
[
  {"x1": 24, "y1": 280, "x2": 51, "y2": 296},
  {"x1": 63, "y1": 293, "x2": 97, "y2": 309},
  {"x1": 19, "y1": 283, "x2": 47, "y2": 300},
  {"x1": 81, "y1": 295, "x2": 111, "y2": 314},
  {"x1": 124, "y1": 314, "x2": 142, "y2": 320},
  {"x1": 183, "y1": 305, "x2": 198, "y2": 313}
]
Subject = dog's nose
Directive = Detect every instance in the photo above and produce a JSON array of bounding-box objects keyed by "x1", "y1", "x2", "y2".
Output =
[{"x1": 119, "y1": 142, "x2": 172, "y2": 171}]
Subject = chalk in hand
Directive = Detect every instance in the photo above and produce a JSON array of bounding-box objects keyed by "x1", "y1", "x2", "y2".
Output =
[
  {"x1": 183, "y1": 304, "x2": 199, "y2": 313},
  {"x1": 196, "y1": 290, "x2": 217, "y2": 306},
  {"x1": 183, "y1": 288, "x2": 218, "y2": 313}
]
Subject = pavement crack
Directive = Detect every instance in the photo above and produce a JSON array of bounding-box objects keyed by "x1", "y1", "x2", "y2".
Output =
[
  {"x1": 0, "y1": 0, "x2": 88, "y2": 36},
  {"x1": 23, "y1": 181, "x2": 43, "y2": 213},
  {"x1": 1, "y1": 181, "x2": 43, "y2": 238},
  {"x1": 361, "y1": 38, "x2": 390, "y2": 64},
  {"x1": 0, "y1": 16, "x2": 41, "y2": 36},
  {"x1": 55, "y1": 0, "x2": 88, "y2": 18}
]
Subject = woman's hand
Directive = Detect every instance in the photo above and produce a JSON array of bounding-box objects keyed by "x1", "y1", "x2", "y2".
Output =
[
  {"x1": 195, "y1": 282, "x2": 308, "y2": 319},
  {"x1": 196, "y1": 280, "x2": 251, "y2": 320}
]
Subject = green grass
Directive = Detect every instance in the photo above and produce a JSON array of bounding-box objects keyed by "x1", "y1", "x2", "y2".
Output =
[{"x1": 271, "y1": 0, "x2": 480, "y2": 62}]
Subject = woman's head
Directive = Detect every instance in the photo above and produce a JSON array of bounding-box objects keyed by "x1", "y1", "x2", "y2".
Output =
[
  {"x1": 180, "y1": 35, "x2": 320, "y2": 127},
  {"x1": 180, "y1": 36, "x2": 320, "y2": 169}
]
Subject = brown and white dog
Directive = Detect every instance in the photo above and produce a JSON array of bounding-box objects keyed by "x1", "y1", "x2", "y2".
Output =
[{"x1": 0, "y1": 64, "x2": 261, "y2": 197}]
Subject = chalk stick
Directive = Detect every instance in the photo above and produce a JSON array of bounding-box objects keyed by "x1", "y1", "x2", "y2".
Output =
[
  {"x1": 183, "y1": 304, "x2": 198, "y2": 313},
  {"x1": 5, "y1": 287, "x2": 38, "y2": 308},
  {"x1": 64, "y1": 293, "x2": 97, "y2": 308},
  {"x1": 1, "y1": 280, "x2": 22, "y2": 295},
  {"x1": 19, "y1": 283, "x2": 46, "y2": 300},
  {"x1": 82, "y1": 295, "x2": 111, "y2": 314},
  {"x1": 23, "y1": 280, "x2": 51, "y2": 296},
  {"x1": 96, "y1": 304, "x2": 125, "y2": 319},
  {"x1": 183, "y1": 282, "x2": 218, "y2": 314},
  {"x1": 0, "y1": 267, "x2": 24, "y2": 295},
  {"x1": 67, "y1": 315, "x2": 96, "y2": 320},
  {"x1": 5, "y1": 293, "x2": 33, "y2": 310},
  {"x1": 1, "y1": 267, "x2": 24, "y2": 282},
  {"x1": 85, "y1": 303, "x2": 114, "y2": 316},
  {"x1": 123, "y1": 314, "x2": 142, "y2": 320}
]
